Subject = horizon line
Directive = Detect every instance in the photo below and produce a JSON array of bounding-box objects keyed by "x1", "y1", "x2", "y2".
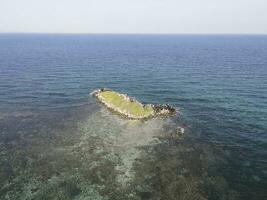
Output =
[{"x1": 0, "y1": 32, "x2": 267, "y2": 36}]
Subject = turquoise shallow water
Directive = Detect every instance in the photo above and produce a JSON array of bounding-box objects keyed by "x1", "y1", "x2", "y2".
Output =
[{"x1": 0, "y1": 34, "x2": 267, "y2": 200}]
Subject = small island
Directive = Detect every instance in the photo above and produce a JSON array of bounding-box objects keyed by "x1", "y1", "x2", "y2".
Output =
[{"x1": 91, "y1": 88, "x2": 175, "y2": 119}]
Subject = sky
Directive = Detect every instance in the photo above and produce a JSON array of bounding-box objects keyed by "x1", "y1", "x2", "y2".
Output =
[{"x1": 0, "y1": 0, "x2": 267, "y2": 34}]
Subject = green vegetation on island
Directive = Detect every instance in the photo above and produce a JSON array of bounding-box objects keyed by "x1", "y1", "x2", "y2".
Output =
[{"x1": 91, "y1": 88, "x2": 175, "y2": 119}]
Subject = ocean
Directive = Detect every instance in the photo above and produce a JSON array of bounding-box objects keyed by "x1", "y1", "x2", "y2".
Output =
[{"x1": 0, "y1": 34, "x2": 266, "y2": 200}]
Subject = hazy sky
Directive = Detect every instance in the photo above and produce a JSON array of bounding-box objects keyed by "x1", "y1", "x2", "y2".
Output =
[{"x1": 0, "y1": 0, "x2": 267, "y2": 34}]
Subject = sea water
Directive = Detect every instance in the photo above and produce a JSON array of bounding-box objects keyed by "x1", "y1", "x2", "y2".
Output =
[{"x1": 0, "y1": 34, "x2": 266, "y2": 200}]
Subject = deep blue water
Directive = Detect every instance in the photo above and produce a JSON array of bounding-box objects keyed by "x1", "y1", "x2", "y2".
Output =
[{"x1": 0, "y1": 34, "x2": 267, "y2": 200}]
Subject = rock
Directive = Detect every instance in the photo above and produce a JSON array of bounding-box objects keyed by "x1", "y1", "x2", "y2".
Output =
[
  {"x1": 91, "y1": 88, "x2": 176, "y2": 119},
  {"x1": 176, "y1": 127, "x2": 185, "y2": 137}
]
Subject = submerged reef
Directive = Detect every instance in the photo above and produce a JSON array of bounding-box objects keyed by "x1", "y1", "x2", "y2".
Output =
[{"x1": 91, "y1": 88, "x2": 176, "y2": 119}]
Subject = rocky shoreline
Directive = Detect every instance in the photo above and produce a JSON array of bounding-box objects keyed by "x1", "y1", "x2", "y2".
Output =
[{"x1": 91, "y1": 88, "x2": 176, "y2": 120}]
